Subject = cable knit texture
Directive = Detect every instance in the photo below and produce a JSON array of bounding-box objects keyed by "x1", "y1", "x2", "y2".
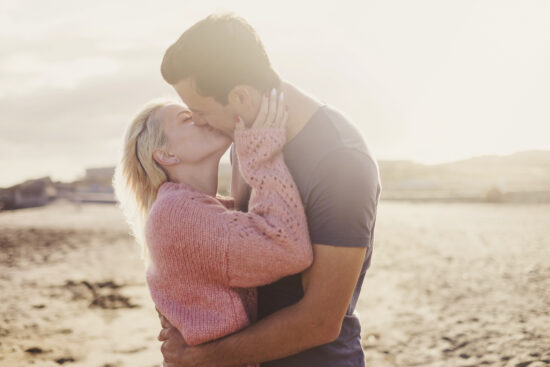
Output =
[{"x1": 145, "y1": 127, "x2": 313, "y2": 350}]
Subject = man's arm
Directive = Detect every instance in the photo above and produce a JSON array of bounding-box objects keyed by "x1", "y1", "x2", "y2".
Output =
[{"x1": 160, "y1": 243, "x2": 367, "y2": 367}]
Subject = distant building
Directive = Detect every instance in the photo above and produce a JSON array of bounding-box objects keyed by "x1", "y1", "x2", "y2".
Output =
[
  {"x1": 0, "y1": 177, "x2": 57, "y2": 210},
  {"x1": 74, "y1": 166, "x2": 116, "y2": 204},
  {"x1": 84, "y1": 167, "x2": 116, "y2": 184}
]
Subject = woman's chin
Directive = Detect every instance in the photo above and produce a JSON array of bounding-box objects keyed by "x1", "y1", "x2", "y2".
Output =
[
  {"x1": 218, "y1": 134, "x2": 233, "y2": 147},
  {"x1": 220, "y1": 140, "x2": 233, "y2": 155}
]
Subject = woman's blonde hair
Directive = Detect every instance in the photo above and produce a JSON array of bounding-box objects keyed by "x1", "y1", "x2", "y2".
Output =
[{"x1": 113, "y1": 98, "x2": 174, "y2": 264}]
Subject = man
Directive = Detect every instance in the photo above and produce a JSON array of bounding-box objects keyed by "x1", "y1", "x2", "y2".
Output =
[{"x1": 157, "y1": 13, "x2": 381, "y2": 367}]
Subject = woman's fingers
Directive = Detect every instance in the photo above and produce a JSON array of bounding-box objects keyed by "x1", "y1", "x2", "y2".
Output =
[
  {"x1": 265, "y1": 88, "x2": 278, "y2": 127},
  {"x1": 234, "y1": 115, "x2": 245, "y2": 130},
  {"x1": 275, "y1": 91, "x2": 285, "y2": 129},
  {"x1": 251, "y1": 94, "x2": 269, "y2": 129},
  {"x1": 249, "y1": 88, "x2": 286, "y2": 130},
  {"x1": 280, "y1": 108, "x2": 289, "y2": 130}
]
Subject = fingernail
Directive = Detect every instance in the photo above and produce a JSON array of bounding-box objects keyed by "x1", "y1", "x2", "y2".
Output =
[
  {"x1": 234, "y1": 114, "x2": 240, "y2": 122},
  {"x1": 264, "y1": 91, "x2": 269, "y2": 97},
  {"x1": 279, "y1": 92, "x2": 285, "y2": 100},
  {"x1": 271, "y1": 88, "x2": 276, "y2": 96},
  {"x1": 285, "y1": 105, "x2": 288, "y2": 111}
]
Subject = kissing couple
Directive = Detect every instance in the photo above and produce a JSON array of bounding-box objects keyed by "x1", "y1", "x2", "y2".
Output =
[{"x1": 115, "y1": 12, "x2": 381, "y2": 367}]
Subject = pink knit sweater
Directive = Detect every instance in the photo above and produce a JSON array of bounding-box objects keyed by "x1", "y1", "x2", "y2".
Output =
[{"x1": 145, "y1": 127, "x2": 313, "y2": 347}]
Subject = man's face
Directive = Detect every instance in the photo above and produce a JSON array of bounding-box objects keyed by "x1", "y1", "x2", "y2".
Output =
[{"x1": 173, "y1": 78, "x2": 237, "y2": 138}]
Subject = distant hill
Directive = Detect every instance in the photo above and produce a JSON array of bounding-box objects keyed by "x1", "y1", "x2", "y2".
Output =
[
  {"x1": 379, "y1": 150, "x2": 550, "y2": 202},
  {"x1": 3, "y1": 150, "x2": 549, "y2": 207}
]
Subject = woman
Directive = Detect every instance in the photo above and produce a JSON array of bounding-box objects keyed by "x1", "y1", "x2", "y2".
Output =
[{"x1": 114, "y1": 91, "x2": 312, "y2": 348}]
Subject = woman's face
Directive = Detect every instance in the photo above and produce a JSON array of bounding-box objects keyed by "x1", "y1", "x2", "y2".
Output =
[{"x1": 157, "y1": 103, "x2": 231, "y2": 164}]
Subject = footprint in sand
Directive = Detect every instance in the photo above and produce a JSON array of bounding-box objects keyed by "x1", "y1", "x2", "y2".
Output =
[
  {"x1": 25, "y1": 347, "x2": 45, "y2": 354},
  {"x1": 62, "y1": 280, "x2": 139, "y2": 309},
  {"x1": 55, "y1": 357, "x2": 76, "y2": 364}
]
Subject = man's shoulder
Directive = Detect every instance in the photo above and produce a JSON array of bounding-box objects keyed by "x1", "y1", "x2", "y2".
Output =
[
  {"x1": 285, "y1": 105, "x2": 377, "y2": 178},
  {"x1": 289, "y1": 106, "x2": 372, "y2": 156},
  {"x1": 318, "y1": 105, "x2": 371, "y2": 153}
]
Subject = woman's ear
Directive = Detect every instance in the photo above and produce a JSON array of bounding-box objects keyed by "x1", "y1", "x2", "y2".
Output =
[{"x1": 153, "y1": 148, "x2": 179, "y2": 166}]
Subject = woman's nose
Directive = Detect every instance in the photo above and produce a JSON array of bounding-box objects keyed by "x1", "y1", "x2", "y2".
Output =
[{"x1": 193, "y1": 116, "x2": 208, "y2": 126}]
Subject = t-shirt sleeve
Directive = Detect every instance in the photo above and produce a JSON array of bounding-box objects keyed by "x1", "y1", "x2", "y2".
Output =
[{"x1": 305, "y1": 148, "x2": 380, "y2": 247}]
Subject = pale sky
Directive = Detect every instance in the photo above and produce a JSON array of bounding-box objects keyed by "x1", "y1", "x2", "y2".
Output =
[{"x1": 1, "y1": 0, "x2": 549, "y2": 186}]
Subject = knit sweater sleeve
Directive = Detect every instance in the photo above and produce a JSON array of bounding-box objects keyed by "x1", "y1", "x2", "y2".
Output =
[
  {"x1": 222, "y1": 128, "x2": 313, "y2": 287},
  {"x1": 147, "y1": 128, "x2": 312, "y2": 289}
]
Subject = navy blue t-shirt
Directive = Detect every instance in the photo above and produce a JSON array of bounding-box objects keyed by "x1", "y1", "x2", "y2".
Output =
[{"x1": 230, "y1": 105, "x2": 381, "y2": 367}]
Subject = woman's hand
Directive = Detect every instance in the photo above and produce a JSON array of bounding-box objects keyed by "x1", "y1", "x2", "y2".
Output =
[{"x1": 235, "y1": 88, "x2": 288, "y2": 131}]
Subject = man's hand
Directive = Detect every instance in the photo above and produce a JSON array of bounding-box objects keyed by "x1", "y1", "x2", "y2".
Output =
[
  {"x1": 156, "y1": 306, "x2": 173, "y2": 328},
  {"x1": 156, "y1": 306, "x2": 190, "y2": 367},
  {"x1": 158, "y1": 325, "x2": 189, "y2": 367}
]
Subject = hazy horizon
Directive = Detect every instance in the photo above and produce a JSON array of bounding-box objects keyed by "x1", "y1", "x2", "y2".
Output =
[
  {"x1": 1, "y1": 0, "x2": 549, "y2": 186},
  {"x1": 5, "y1": 148, "x2": 549, "y2": 187}
]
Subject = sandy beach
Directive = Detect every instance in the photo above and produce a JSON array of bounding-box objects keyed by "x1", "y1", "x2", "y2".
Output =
[{"x1": 1, "y1": 200, "x2": 549, "y2": 367}]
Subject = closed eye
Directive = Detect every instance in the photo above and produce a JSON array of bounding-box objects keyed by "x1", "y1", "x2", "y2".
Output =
[{"x1": 179, "y1": 113, "x2": 193, "y2": 123}]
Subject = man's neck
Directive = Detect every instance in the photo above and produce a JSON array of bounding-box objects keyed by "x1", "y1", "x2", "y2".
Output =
[
  {"x1": 279, "y1": 80, "x2": 324, "y2": 142},
  {"x1": 230, "y1": 80, "x2": 323, "y2": 142}
]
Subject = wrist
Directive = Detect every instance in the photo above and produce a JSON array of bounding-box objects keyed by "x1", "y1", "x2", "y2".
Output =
[
  {"x1": 234, "y1": 128, "x2": 286, "y2": 155},
  {"x1": 177, "y1": 345, "x2": 209, "y2": 367},
  {"x1": 184, "y1": 344, "x2": 231, "y2": 367}
]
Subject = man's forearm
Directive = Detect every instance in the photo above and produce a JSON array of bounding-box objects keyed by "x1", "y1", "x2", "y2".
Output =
[
  {"x1": 183, "y1": 300, "x2": 335, "y2": 367},
  {"x1": 164, "y1": 245, "x2": 366, "y2": 367}
]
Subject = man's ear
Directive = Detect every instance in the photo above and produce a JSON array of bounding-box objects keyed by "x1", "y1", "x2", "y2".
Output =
[
  {"x1": 153, "y1": 148, "x2": 179, "y2": 166},
  {"x1": 228, "y1": 85, "x2": 252, "y2": 111},
  {"x1": 228, "y1": 85, "x2": 262, "y2": 125}
]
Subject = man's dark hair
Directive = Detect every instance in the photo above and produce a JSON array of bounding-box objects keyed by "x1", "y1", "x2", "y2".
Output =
[{"x1": 161, "y1": 13, "x2": 281, "y2": 104}]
